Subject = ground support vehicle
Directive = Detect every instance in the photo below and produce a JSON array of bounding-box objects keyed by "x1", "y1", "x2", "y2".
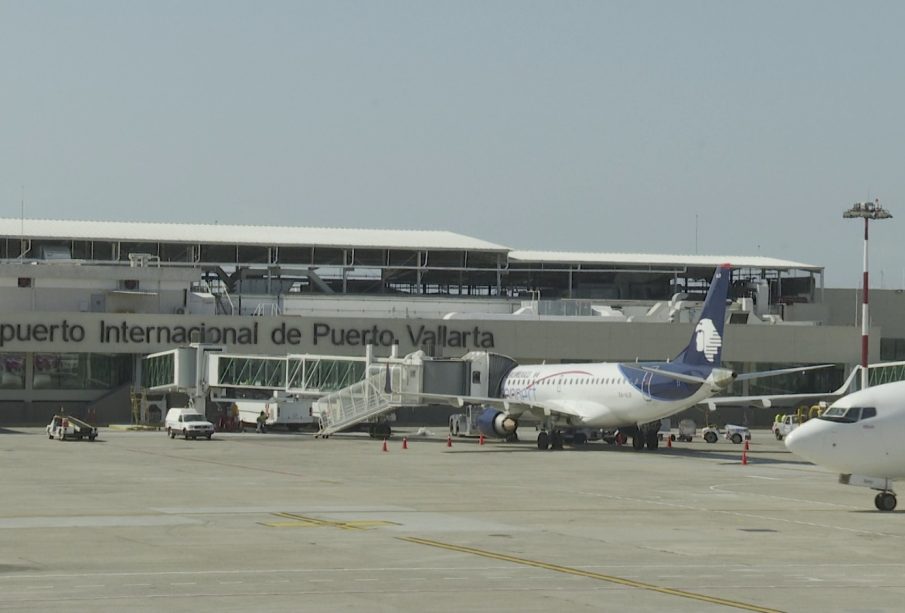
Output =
[
  {"x1": 772, "y1": 414, "x2": 801, "y2": 440},
  {"x1": 164, "y1": 408, "x2": 215, "y2": 440},
  {"x1": 235, "y1": 396, "x2": 315, "y2": 432},
  {"x1": 675, "y1": 419, "x2": 697, "y2": 442},
  {"x1": 450, "y1": 408, "x2": 480, "y2": 437},
  {"x1": 46, "y1": 415, "x2": 98, "y2": 441},
  {"x1": 702, "y1": 424, "x2": 751, "y2": 444}
]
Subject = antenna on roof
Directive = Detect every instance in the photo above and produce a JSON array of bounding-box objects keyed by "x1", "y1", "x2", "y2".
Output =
[
  {"x1": 19, "y1": 185, "x2": 25, "y2": 260},
  {"x1": 694, "y1": 214, "x2": 699, "y2": 255}
]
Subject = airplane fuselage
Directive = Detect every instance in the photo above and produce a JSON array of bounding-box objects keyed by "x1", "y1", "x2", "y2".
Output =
[
  {"x1": 785, "y1": 381, "x2": 905, "y2": 480},
  {"x1": 500, "y1": 361, "x2": 718, "y2": 428}
]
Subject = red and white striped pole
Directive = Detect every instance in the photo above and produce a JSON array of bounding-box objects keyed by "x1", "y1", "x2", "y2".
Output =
[
  {"x1": 861, "y1": 216, "x2": 870, "y2": 392},
  {"x1": 844, "y1": 200, "x2": 892, "y2": 392}
]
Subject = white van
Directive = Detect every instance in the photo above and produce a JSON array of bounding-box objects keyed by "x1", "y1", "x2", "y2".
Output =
[{"x1": 165, "y1": 408, "x2": 214, "y2": 440}]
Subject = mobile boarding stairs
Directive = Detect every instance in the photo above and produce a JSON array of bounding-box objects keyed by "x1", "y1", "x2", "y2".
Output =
[{"x1": 312, "y1": 350, "x2": 517, "y2": 437}]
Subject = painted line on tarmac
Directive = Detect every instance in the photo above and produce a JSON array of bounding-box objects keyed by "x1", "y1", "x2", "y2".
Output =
[{"x1": 398, "y1": 536, "x2": 784, "y2": 613}]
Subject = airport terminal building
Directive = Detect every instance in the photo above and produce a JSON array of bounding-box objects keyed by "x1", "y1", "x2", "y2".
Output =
[{"x1": 1, "y1": 218, "x2": 903, "y2": 425}]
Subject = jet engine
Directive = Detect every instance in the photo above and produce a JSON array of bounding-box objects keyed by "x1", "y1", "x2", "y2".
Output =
[{"x1": 476, "y1": 408, "x2": 518, "y2": 438}]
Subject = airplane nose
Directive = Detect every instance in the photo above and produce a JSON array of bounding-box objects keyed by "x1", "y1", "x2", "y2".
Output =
[{"x1": 784, "y1": 420, "x2": 827, "y2": 464}]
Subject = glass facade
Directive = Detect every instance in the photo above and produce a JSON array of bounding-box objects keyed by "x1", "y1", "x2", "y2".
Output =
[
  {"x1": 33, "y1": 353, "x2": 132, "y2": 390},
  {"x1": 0, "y1": 353, "x2": 25, "y2": 389}
]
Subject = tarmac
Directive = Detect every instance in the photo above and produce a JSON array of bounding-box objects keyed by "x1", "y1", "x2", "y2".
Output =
[{"x1": 1, "y1": 426, "x2": 903, "y2": 612}]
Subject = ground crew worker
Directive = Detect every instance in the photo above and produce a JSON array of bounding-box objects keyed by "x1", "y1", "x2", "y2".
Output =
[{"x1": 256, "y1": 410, "x2": 267, "y2": 434}]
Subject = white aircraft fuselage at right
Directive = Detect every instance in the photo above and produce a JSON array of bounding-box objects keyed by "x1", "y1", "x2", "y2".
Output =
[{"x1": 785, "y1": 380, "x2": 905, "y2": 511}]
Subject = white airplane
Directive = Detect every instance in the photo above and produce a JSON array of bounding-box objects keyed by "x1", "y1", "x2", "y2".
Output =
[
  {"x1": 398, "y1": 264, "x2": 829, "y2": 451},
  {"x1": 785, "y1": 380, "x2": 905, "y2": 511}
]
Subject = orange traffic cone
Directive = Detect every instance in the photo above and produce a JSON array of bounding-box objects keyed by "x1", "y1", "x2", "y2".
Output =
[
  {"x1": 402, "y1": 437, "x2": 408, "y2": 450},
  {"x1": 667, "y1": 435, "x2": 672, "y2": 448},
  {"x1": 446, "y1": 435, "x2": 452, "y2": 448},
  {"x1": 741, "y1": 448, "x2": 748, "y2": 465},
  {"x1": 743, "y1": 438, "x2": 750, "y2": 451},
  {"x1": 479, "y1": 434, "x2": 485, "y2": 446},
  {"x1": 382, "y1": 439, "x2": 389, "y2": 452}
]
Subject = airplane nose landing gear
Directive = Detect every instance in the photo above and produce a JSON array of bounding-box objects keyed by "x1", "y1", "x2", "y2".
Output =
[{"x1": 875, "y1": 491, "x2": 897, "y2": 512}]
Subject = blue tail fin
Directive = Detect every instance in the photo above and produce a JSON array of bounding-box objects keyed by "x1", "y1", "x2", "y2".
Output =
[{"x1": 675, "y1": 264, "x2": 730, "y2": 366}]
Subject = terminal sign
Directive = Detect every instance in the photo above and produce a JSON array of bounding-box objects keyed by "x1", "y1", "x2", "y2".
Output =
[{"x1": 0, "y1": 319, "x2": 495, "y2": 350}]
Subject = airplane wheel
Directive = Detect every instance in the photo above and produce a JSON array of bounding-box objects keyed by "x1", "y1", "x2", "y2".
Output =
[
  {"x1": 551, "y1": 431, "x2": 564, "y2": 450},
  {"x1": 646, "y1": 431, "x2": 659, "y2": 450},
  {"x1": 875, "y1": 492, "x2": 897, "y2": 512},
  {"x1": 631, "y1": 436, "x2": 645, "y2": 451},
  {"x1": 536, "y1": 431, "x2": 549, "y2": 450}
]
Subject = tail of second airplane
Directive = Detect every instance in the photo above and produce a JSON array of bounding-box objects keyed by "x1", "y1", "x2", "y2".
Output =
[{"x1": 674, "y1": 263, "x2": 730, "y2": 367}]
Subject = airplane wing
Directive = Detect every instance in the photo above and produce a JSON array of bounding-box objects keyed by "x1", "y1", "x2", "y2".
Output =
[
  {"x1": 734, "y1": 363, "x2": 835, "y2": 381},
  {"x1": 389, "y1": 390, "x2": 586, "y2": 420},
  {"x1": 700, "y1": 367, "x2": 860, "y2": 410}
]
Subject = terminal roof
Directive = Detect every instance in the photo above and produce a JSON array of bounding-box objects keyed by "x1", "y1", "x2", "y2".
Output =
[
  {"x1": 509, "y1": 250, "x2": 822, "y2": 272},
  {"x1": 0, "y1": 218, "x2": 509, "y2": 252},
  {"x1": 0, "y1": 218, "x2": 822, "y2": 271}
]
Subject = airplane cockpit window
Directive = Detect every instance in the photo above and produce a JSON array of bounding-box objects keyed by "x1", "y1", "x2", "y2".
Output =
[{"x1": 820, "y1": 406, "x2": 876, "y2": 423}]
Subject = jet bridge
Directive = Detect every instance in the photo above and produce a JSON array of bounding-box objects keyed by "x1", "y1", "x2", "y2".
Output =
[
  {"x1": 141, "y1": 343, "x2": 518, "y2": 434},
  {"x1": 142, "y1": 344, "x2": 368, "y2": 425}
]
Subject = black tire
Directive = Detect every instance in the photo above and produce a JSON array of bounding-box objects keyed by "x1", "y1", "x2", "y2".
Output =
[
  {"x1": 183, "y1": 429, "x2": 189, "y2": 440},
  {"x1": 89, "y1": 433, "x2": 96, "y2": 441},
  {"x1": 731, "y1": 433, "x2": 743, "y2": 445},
  {"x1": 551, "y1": 432, "x2": 564, "y2": 450},
  {"x1": 573, "y1": 432, "x2": 588, "y2": 446},
  {"x1": 48, "y1": 433, "x2": 54, "y2": 440},
  {"x1": 537, "y1": 431, "x2": 549, "y2": 450},
  {"x1": 206, "y1": 433, "x2": 213, "y2": 440},
  {"x1": 774, "y1": 431, "x2": 783, "y2": 440},
  {"x1": 646, "y1": 432, "x2": 659, "y2": 450},
  {"x1": 632, "y1": 436, "x2": 645, "y2": 451},
  {"x1": 704, "y1": 431, "x2": 718, "y2": 444},
  {"x1": 875, "y1": 492, "x2": 897, "y2": 512}
]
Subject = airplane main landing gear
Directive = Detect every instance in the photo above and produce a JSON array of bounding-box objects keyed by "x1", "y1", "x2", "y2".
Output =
[
  {"x1": 537, "y1": 431, "x2": 549, "y2": 450},
  {"x1": 631, "y1": 435, "x2": 645, "y2": 451},
  {"x1": 875, "y1": 491, "x2": 897, "y2": 512},
  {"x1": 645, "y1": 430, "x2": 659, "y2": 450},
  {"x1": 536, "y1": 430, "x2": 564, "y2": 450}
]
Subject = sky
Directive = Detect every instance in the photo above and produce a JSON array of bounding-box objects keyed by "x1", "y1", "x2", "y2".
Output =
[{"x1": 1, "y1": 1, "x2": 903, "y2": 287}]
